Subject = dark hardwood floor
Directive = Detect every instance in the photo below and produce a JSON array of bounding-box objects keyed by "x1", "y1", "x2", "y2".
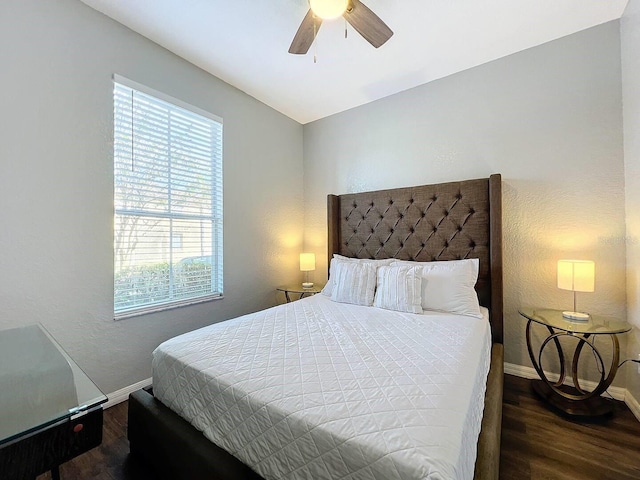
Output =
[
  {"x1": 501, "y1": 375, "x2": 640, "y2": 480},
  {"x1": 36, "y1": 374, "x2": 640, "y2": 480}
]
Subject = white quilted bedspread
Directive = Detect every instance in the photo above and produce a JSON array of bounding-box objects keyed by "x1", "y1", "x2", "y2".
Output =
[{"x1": 153, "y1": 295, "x2": 491, "y2": 480}]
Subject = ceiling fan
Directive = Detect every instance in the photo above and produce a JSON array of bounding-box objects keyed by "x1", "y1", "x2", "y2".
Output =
[{"x1": 289, "y1": 0, "x2": 393, "y2": 55}]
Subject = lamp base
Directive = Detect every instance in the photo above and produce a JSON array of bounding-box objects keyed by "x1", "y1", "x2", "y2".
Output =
[
  {"x1": 302, "y1": 282, "x2": 314, "y2": 289},
  {"x1": 562, "y1": 311, "x2": 590, "y2": 322}
]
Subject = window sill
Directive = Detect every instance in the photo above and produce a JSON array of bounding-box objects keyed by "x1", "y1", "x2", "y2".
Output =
[{"x1": 114, "y1": 294, "x2": 224, "y2": 321}]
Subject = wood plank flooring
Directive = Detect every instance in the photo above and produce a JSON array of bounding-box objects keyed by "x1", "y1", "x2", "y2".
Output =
[
  {"x1": 501, "y1": 375, "x2": 640, "y2": 480},
  {"x1": 36, "y1": 374, "x2": 640, "y2": 480}
]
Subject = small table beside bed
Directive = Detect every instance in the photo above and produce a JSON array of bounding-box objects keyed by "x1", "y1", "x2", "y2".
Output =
[{"x1": 128, "y1": 174, "x2": 504, "y2": 480}]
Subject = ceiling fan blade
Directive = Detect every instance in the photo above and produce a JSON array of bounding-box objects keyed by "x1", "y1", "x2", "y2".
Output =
[
  {"x1": 344, "y1": 0, "x2": 393, "y2": 48},
  {"x1": 289, "y1": 9, "x2": 322, "y2": 54}
]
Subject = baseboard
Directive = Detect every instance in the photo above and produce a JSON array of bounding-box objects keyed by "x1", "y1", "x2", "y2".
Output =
[
  {"x1": 503, "y1": 362, "x2": 540, "y2": 380},
  {"x1": 625, "y1": 389, "x2": 640, "y2": 421},
  {"x1": 103, "y1": 377, "x2": 152, "y2": 409},
  {"x1": 504, "y1": 362, "x2": 627, "y2": 402}
]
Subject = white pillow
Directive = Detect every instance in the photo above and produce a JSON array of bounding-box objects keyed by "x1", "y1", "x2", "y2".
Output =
[
  {"x1": 321, "y1": 255, "x2": 394, "y2": 296},
  {"x1": 374, "y1": 265, "x2": 423, "y2": 314},
  {"x1": 391, "y1": 258, "x2": 482, "y2": 318},
  {"x1": 330, "y1": 260, "x2": 378, "y2": 306}
]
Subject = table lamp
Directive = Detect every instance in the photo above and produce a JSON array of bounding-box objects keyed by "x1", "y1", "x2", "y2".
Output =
[
  {"x1": 300, "y1": 253, "x2": 315, "y2": 288},
  {"x1": 557, "y1": 259, "x2": 595, "y2": 321}
]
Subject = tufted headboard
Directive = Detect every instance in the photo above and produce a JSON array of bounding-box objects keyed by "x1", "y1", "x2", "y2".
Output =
[{"x1": 327, "y1": 174, "x2": 503, "y2": 344}]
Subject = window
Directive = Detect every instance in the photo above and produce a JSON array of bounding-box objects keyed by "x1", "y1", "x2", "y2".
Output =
[{"x1": 113, "y1": 76, "x2": 223, "y2": 318}]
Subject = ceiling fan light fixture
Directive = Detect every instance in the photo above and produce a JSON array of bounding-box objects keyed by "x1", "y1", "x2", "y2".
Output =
[
  {"x1": 309, "y1": 0, "x2": 348, "y2": 20},
  {"x1": 289, "y1": 0, "x2": 392, "y2": 55}
]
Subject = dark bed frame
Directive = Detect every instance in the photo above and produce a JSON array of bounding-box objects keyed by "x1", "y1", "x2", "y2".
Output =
[{"x1": 128, "y1": 174, "x2": 504, "y2": 480}]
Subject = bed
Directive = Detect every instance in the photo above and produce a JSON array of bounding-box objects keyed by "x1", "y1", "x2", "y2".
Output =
[{"x1": 128, "y1": 174, "x2": 504, "y2": 480}]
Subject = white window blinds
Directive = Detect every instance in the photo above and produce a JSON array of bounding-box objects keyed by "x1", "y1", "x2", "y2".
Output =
[{"x1": 113, "y1": 77, "x2": 223, "y2": 317}]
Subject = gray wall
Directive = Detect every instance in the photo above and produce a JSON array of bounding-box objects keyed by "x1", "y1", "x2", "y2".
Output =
[
  {"x1": 303, "y1": 22, "x2": 627, "y2": 379},
  {"x1": 623, "y1": 0, "x2": 640, "y2": 404},
  {"x1": 0, "y1": 0, "x2": 304, "y2": 394}
]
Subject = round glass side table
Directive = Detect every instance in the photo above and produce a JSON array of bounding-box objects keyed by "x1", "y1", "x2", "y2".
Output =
[
  {"x1": 518, "y1": 307, "x2": 630, "y2": 417},
  {"x1": 276, "y1": 284, "x2": 323, "y2": 303}
]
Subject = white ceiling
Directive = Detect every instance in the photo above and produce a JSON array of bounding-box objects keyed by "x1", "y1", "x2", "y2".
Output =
[{"x1": 80, "y1": 0, "x2": 629, "y2": 124}]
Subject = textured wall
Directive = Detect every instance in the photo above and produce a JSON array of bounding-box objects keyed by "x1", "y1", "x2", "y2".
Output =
[
  {"x1": 0, "y1": 0, "x2": 303, "y2": 394},
  {"x1": 303, "y1": 22, "x2": 627, "y2": 384},
  {"x1": 623, "y1": 0, "x2": 640, "y2": 403}
]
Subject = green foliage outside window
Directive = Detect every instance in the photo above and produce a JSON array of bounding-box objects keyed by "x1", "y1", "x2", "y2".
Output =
[{"x1": 115, "y1": 262, "x2": 212, "y2": 311}]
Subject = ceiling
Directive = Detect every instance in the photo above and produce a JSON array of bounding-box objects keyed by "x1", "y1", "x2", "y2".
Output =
[{"x1": 80, "y1": 0, "x2": 629, "y2": 124}]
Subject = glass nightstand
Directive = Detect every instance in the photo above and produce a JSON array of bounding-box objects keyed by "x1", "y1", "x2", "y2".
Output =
[
  {"x1": 519, "y1": 308, "x2": 630, "y2": 417},
  {"x1": 276, "y1": 284, "x2": 323, "y2": 303}
]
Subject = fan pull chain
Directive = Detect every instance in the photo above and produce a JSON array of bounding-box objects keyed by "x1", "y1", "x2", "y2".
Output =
[
  {"x1": 345, "y1": 17, "x2": 348, "y2": 39},
  {"x1": 313, "y1": 19, "x2": 318, "y2": 63}
]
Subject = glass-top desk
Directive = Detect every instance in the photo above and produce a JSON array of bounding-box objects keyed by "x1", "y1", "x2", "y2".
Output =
[{"x1": 0, "y1": 324, "x2": 107, "y2": 479}]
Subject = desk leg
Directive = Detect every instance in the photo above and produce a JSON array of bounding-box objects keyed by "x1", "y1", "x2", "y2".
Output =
[{"x1": 284, "y1": 291, "x2": 292, "y2": 303}]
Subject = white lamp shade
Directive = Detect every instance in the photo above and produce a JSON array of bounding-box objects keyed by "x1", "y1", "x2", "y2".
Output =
[
  {"x1": 299, "y1": 253, "x2": 316, "y2": 272},
  {"x1": 309, "y1": 0, "x2": 348, "y2": 19},
  {"x1": 557, "y1": 260, "x2": 595, "y2": 293}
]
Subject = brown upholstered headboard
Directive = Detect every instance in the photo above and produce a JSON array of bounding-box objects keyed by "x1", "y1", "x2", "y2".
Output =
[{"x1": 327, "y1": 174, "x2": 503, "y2": 344}]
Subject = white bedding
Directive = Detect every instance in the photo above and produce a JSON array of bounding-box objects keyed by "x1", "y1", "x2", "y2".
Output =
[{"x1": 152, "y1": 294, "x2": 492, "y2": 480}]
